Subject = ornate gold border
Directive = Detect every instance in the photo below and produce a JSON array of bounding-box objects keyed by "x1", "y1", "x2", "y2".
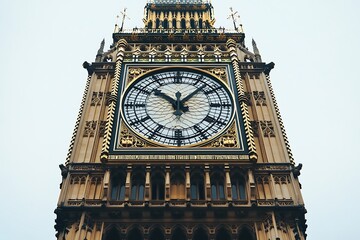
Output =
[{"x1": 119, "y1": 66, "x2": 236, "y2": 149}]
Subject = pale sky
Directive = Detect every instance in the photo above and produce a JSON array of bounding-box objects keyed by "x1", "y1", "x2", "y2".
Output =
[{"x1": 0, "y1": 0, "x2": 359, "y2": 239}]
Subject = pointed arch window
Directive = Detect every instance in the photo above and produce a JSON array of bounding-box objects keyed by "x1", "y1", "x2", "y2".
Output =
[
  {"x1": 181, "y1": 19, "x2": 186, "y2": 29},
  {"x1": 216, "y1": 228, "x2": 232, "y2": 240},
  {"x1": 190, "y1": 19, "x2": 196, "y2": 29},
  {"x1": 104, "y1": 227, "x2": 121, "y2": 240},
  {"x1": 238, "y1": 228, "x2": 255, "y2": 240},
  {"x1": 231, "y1": 174, "x2": 247, "y2": 200},
  {"x1": 171, "y1": 228, "x2": 187, "y2": 240},
  {"x1": 170, "y1": 172, "x2": 185, "y2": 200},
  {"x1": 199, "y1": 19, "x2": 203, "y2": 29},
  {"x1": 110, "y1": 173, "x2": 126, "y2": 201},
  {"x1": 151, "y1": 172, "x2": 165, "y2": 200},
  {"x1": 130, "y1": 172, "x2": 145, "y2": 201},
  {"x1": 193, "y1": 228, "x2": 208, "y2": 240},
  {"x1": 172, "y1": 19, "x2": 177, "y2": 29},
  {"x1": 149, "y1": 228, "x2": 165, "y2": 240},
  {"x1": 211, "y1": 172, "x2": 225, "y2": 200},
  {"x1": 190, "y1": 172, "x2": 205, "y2": 200},
  {"x1": 148, "y1": 20, "x2": 153, "y2": 29},
  {"x1": 128, "y1": 228, "x2": 143, "y2": 240},
  {"x1": 163, "y1": 19, "x2": 169, "y2": 29},
  {"x1": 156, "y1": 18, "x2": 161, "y2": 29}
]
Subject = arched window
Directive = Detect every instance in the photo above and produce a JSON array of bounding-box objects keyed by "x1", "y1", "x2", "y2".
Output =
[
  {"x1": 199, "y1": 19, "x2": 203, "y2": 29},
  {"x1": 190, "y1": 172, "x2": 205, "y2": 200},
  {"x1": 128, "y1": 228, "x2": 143, "y2": 240},
  {"x1": 193, "y1": 228, "x2": 208, "y2": 240},
  {"x1": 190, "y1": 19, "x2": 196, "y2": 29},
  {"x1": 163, "y1": 19, "x2": 169, "y2": 29},
  {"x1": 110, "y1": 173, "x2": 126, "y2": 201},
  {"x1": 156, "y1": 18, "x2": 161, "y2": 29},
  {"x1": 172, "y1": 19, "x2": 177, "y2": 29},
  {"x1": 216, "y1": 228, "x2": 232, "y2": 240},
  {"x1": 211, "y1": 172, "x2": 225, "y2": 200},
  {"x1": 181, "y1": 19, "x2": 186, "y2": 29},
  {"x1": 151, "y1": 172, "x2": 165, "y2": 200},
  {"x1": 104, "y1": 227, "x2": 121, "y2": 240},
  {"x1": 130, "y1": 172, "x2": 145, "y2": 201},
  {"x1": 148, "y1": 20, "x2": 153, "y2": 29},
  {"x1": 149, "y1": 228, "x2": 165, "y2": 240},
  {"x1": 170, "y1": 171, "x2": 185, "y2": 199},
  {"x1": 231, "y1": 174, "x2": 246, "y2": 200},
  {"x1": 171, "y1": 227, "x2": 187, "y2": 240},
  {"x1": 238, "y1": 227, "x2": 254, "y2": 240}
]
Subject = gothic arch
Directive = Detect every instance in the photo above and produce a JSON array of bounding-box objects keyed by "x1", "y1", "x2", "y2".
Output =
[
  {"x1": 171, "y1": 226, "x2": 187, "y2": 240},
  {"x1": 215, "y1": 226, "x2": 232, "y2": 240},
  {"x1": 127, "y1": 226, "x2": 144, "y2": 240},
  {"x1": 103, "y1": 225, "x2": 122, "y2": 240},
  {"x1": 148, "y1": 20, "x2": 153, "y2": 29},
  {"x1": 190, "y1": 169, "x2": 205, "y2": 200},
  {"x1": 170, "y1": 169, "x2": 185, "y2": 199},
  {"x1": 238, "y1": 225, "x2": 255, "y2": 240},
  {"x1": 231, "y1": 169, "x2": 247, "y2": 201},
  {"x1": 130, "y1": 168, "x2": 145, "y2": 201},
  {"x1": 149, "y1": 226, "x2": 165, "y2": 240},
  {"x1": 210, "y1": 170, "x2": 226, "y2": 200},
  {"x1": 151, "y1": 170, "x2": 165, "y2": 200},
  {"x1": 193, "y1": 226, "x2": 209, "y2": 240}
]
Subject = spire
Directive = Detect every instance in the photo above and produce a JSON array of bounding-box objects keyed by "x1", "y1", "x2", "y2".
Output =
[
  {"x1": 95, "y1": 39, "x2": 105, "y2": 62},
  {"x1": 252, "y1": 38, "x2": 262, "y2": 62}
]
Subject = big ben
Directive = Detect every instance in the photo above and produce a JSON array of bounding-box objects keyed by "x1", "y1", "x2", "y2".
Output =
[{"x1": 55, "y1": 0, "x2": 307, "y2": 239}]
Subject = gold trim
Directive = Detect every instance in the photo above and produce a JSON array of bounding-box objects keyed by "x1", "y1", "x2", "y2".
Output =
[
  {"x1": 101, "y1": 39, "x2": 128, "y2": 163},
  {"x1": 119, "y1": 66, "x2": 236, "y2": 149}
]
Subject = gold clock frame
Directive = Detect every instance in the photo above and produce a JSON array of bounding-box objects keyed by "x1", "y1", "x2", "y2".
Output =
[{"x1": 119, "y1": 66, "x2": 237, "y2": 149}]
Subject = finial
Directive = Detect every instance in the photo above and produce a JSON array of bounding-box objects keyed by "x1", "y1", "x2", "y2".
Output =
[
  {"x1": 114, "y1": 15, "x2": 120, "y2": 33},
  {"x1": 252, "y1": 38, "x2": 262, "y2": 62},
  {"x1": 95, "y1": 39, "x2": 105, "y2": 62},
  {"x1": 120, "y1": 8, "x2": 131, "y2": 32},
  {"x1": 227, "y1": 7, "x2": 240, "y2": 32}
]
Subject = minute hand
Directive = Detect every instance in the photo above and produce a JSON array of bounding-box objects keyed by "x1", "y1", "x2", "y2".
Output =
[
  {"x1": 180, "y1": 85, "x2": 206, "y2": 104},
  {"x1": 154, "y1": 89, "x2": 177, "y2": 108}
]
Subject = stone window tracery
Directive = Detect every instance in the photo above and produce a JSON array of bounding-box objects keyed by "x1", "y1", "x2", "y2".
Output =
[
  {"x1": 190, "y1": 172, "x2": 205, "y2": 200},
  {"x1": 210, "y1": 172, "x2": 225, "y2": 200},
  {"x1": 110, "y1": 172, "x2": 126, "y2": 201}
]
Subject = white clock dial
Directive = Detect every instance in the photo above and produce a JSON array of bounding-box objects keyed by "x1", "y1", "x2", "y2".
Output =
[{"x1": 122, "y1": 68, "x2": 234, "y2": 147}]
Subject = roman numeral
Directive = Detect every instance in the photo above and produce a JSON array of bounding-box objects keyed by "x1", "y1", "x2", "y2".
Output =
[
  {"x1": 194, "y1": 125, "x2": 208, "y2": 140},
  {"x1": 130, "y1": 116, "x2": 150, "y2": 125},
  {"x1": 204, "y1": 86, "x2": 222, "y2": 95},
  {"x1": 134, "y1": 86, "x2": 151, "y2": 95},
  {"x1": 204, "y1": 115, "x2": 216, "y2": 123},
  {"x1": 210, "y1": 103, "x2": 232, "y2": 108},
  {"x1": 194, "y1": 75, "x2": 204, "y2": 85},
  {"x1": 175, "y1": 129, "x2": 182, "y2": 146},
  {"x1": 149, "y1": 125, "x2": 164, "y2": 139},
  {"x1": 124, "y1": 103, "x2": 146, "y2": 108},
  {"x1": 174, "y1": 71, "x2": 182, "y2": 83}
]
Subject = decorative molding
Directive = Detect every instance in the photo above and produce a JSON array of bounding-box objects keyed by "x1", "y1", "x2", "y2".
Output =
[
  {"x1": 101, "y1": 39, "x2": 128, "y2": 163},
  {"x1": 265, "y1": 74, "x2": 295, "y2": 165},
  {"x1": 65, "y1": 74, "x2": 92, "y2": 165},
  {"x1": 83, "y1": 121, "x2": 97, "y2": 137},
  {"x1": 203, "y1": 122, "x2": 239, "y2": 148},
  {"x1": 227, "y1": 39, "x2": 257, "y2": 162}
]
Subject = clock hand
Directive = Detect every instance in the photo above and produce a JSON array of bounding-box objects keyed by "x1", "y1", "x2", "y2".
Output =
[
  {"x1": 174, "y1": 91, "x2": 183, "y2": 116},
  {"x1": 179, "y1": 84, "x2": 206, "y2": 112},
  {"x1": 154, "y1": 89, "x2": 177, "y2": 108}
]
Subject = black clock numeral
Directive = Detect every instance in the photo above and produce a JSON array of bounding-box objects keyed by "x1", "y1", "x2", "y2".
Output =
[
  {"x1": 210, "y1": 103, "x2": 232, "y2": 108},
  {"x1": 134, "y1": 86, "x2": 151, "y2": 95},
  {"x1": 149, "y1": 124, "x2": 164, "y2": 139},
  {"x1": 194, "y1": 125, "x2": 208, "y2": 140},
  {"x1": 174, "y1": 129, "x2": 183, "y2": 146},
  {"x1": 124, "y1": 103, "x2": 146, "y2": 108},
  {"x1": 174, "y1": 71, "x2": 182, "y2": 83},
  {"x1": 130, "y1": 116, "x2": 150, "y2": 125},
  {"x1": 194, "y1": 75, "x2": 204, "y2": 85},
  {"x1": 204, "y1": 115, "x2": 216, "y2": 123},
  {"x1": 204, "y1": 86, "x2": 222, "y2": 95}
]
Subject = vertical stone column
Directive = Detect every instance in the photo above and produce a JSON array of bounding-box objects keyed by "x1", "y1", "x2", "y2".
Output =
[
  {"x1": 165, "y1": 166, "x2": 171, "y2": 201},
  {"x1": 248, "y1": 169, "x2": 256, "y2": 202},
  {"x1": 102, "y1": 170, "x2": 110, "y2": 201},
  {"x1": 75, "y1": 212, "x2": 86, "y2": 240},
  {"x1": 224, "y1": 164, "x2": 232, "y2": 200},
  {"x1": 185, "y1": 166, "x2": 191, "y2": 201},
  {"x1": 145, "y1": 165, "x2": 151, "y2": 201},
  {"x1": 205, "y1": 165, "x2": 211, "y2": 200},
  {"x1": 101, "y1": 39, "x2": 128, "y2": 163},
  {"x1": 125, "y1": 165, "x2": 132, "y2": 201},
  {"x1": 226, "y1": 39, "x2": 258, "y2": 162}
]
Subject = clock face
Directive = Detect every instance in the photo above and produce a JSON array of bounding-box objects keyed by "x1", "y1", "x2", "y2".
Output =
[{"x1": 121, "y1": 68, "x2": 234, "y2": 147}]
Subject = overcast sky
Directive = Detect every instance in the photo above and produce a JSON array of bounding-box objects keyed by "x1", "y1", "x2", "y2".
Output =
[{"x1": 0, "y1": 0, "x2": 359, "y2": 239}]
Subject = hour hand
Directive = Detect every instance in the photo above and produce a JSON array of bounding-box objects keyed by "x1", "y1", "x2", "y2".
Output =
[{"x1": 154, "y1": 89, "x2": 176, "y2": 108}]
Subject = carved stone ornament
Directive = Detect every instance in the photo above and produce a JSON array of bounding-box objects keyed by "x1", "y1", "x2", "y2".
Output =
[
  {"x1": 118, "y1": 123, "x2": 148, "y2": 148},
  {"x1": 205, "y1": 67, "x2": 228, "y2": 83},
  {"x1": 202, "y1": 122, "x2": 239, "y2": 148},
  {"x1": 127, "y1": 67, "x2": 151, "y2": 84}
]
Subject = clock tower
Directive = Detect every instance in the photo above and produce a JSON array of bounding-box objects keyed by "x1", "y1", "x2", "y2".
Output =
[{"x1": 55, "y1": 1, "x2": 307, "y2": 240}]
